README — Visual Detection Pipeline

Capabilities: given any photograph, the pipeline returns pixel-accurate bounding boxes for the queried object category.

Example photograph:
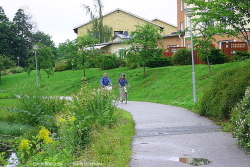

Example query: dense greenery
[0,79,128,166]
[171,48,192,65]
[0,6,56,68]
[231,87,250,151]
[199,60,250,119]
[126,23,164,78]
[199,49,227,65]
[184,0,250,45]
[0,55,15,84]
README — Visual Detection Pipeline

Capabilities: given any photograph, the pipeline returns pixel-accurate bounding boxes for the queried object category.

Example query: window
[180,0,184,11]
[114,31,123,36]
[199,20,214,29]
[180,22,185,31]
[219,40,233,49]
[168,45,179,48]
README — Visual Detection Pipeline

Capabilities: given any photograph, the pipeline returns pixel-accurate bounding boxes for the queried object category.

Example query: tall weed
[8,89,66,131]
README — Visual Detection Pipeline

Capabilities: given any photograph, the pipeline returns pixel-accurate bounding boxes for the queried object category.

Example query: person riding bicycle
[100,73,112,88]
[118,73,130,102]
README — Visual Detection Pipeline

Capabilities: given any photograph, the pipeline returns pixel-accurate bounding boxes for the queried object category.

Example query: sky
[1,0,177,47]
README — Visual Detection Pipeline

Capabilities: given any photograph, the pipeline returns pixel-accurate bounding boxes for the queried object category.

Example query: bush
[231,51,250,62]
[9,67,24,74]
[146,56,173,68]
[199,49,227,64]
[98,54,120,70]
[231,87,250,151]
[125,52,141,68]
[199,60,250,119]
[172,48,192,65]
[54,63,68,72]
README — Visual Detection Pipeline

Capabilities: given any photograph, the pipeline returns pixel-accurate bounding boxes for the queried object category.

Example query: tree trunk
[206,49,212,76]
[82,58,86,78]
[143,64,146,78]
[0,71,1,85]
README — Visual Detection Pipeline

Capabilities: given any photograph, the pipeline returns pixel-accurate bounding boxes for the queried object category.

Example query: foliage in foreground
[5,80,125,166]
[231,87,250,152]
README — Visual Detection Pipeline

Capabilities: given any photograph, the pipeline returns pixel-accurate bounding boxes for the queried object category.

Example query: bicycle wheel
[125,92,127,104]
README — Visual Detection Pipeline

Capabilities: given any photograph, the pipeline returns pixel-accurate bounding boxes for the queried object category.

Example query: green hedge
[199,60,250,119]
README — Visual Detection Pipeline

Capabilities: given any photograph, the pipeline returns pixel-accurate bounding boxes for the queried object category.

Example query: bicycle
[120,85,130,104]
[103,85,112,91]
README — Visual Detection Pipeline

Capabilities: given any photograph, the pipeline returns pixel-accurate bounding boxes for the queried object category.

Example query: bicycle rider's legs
[119,87,125,102]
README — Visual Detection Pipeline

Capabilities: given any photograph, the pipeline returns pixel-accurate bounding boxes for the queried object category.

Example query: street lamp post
[17,57,20,67]
[184,8,197,103]
[33,45,39,86]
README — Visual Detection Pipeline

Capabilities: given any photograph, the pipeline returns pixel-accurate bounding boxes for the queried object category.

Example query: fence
[163,42,249,64]
[222,42,248,58]
[163,47,206,64]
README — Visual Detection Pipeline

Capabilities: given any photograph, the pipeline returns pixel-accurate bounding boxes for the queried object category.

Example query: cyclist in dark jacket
[100,73,112,87]
[118,73,130,102]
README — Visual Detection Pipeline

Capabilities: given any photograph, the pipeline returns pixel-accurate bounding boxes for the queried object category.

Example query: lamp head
[184,8,193,17]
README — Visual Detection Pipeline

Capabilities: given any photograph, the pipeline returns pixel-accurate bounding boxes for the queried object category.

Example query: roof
[151,18,177,28]
[116,33,130,39]
[73,8,164,33]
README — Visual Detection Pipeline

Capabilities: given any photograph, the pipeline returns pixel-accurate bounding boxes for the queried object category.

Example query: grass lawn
[1,61,242,109]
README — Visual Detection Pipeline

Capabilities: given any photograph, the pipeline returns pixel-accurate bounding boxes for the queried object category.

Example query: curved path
[118,101,250,167]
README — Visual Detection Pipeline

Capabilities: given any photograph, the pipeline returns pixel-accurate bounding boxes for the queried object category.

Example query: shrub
[230,87,250,151]
[9,67,24,74]
[98,54,120,70]
[172,48,192,65]
[146,56,173,68]
[231,51,250,62]
[199,49,227,64]
[125,52,141,68]
[54,63,68,72]
[199,60,250,119]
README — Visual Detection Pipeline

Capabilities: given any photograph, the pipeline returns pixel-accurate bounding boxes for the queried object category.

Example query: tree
[0,55,15,84]
[0,7,19,57]
[126,23,163,78]
[32,31,57,58]
[184,0,250,45]
[75,34,98,78]
[57,39,78,61]
[27,43,55,80]
[82,0,113,43]
[13,8,36,66]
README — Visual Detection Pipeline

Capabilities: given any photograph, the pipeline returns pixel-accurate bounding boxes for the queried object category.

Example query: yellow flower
[59,117,67,123]
[19,139,30,150]
[69,116,76,122]
[38,126,53,144]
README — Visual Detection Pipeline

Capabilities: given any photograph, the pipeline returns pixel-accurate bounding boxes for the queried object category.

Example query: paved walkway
[117,101,250,167]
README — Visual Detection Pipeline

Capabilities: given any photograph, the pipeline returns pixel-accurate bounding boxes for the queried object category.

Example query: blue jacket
[100,76,112,86]
[118,78,129,87]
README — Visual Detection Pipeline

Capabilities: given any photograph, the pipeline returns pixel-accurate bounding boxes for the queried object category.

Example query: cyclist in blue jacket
[100,73,112,87]
[118,73,130,102]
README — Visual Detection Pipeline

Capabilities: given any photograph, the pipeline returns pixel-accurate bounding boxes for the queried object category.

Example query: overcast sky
[1,0,177,46]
